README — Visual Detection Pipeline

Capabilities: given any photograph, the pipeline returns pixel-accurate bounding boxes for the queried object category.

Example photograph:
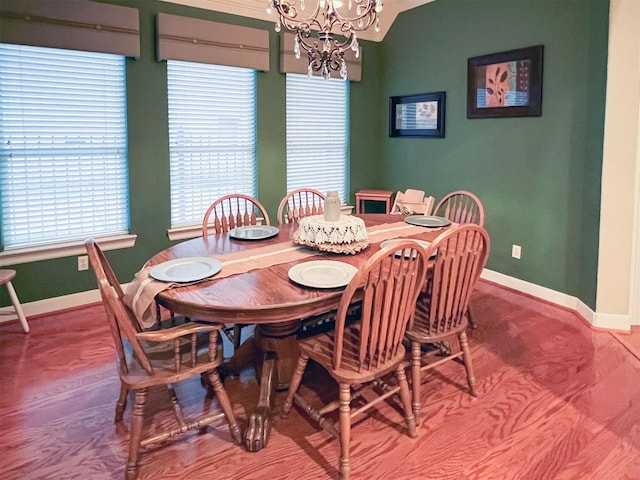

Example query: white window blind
[0,43,129,249]
[167,61,257,228]
[286,74,349,202]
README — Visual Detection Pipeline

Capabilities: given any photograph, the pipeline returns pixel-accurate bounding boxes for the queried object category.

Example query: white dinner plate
[150,257,222,283]
[229,225,280,241]
[404,215,452,228]
[288,260,358,289]
[380,239,436,258]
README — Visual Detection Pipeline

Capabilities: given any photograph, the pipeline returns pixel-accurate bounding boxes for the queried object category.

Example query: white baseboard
[0,288,102,323]
[1,270,631,332]
[592,312,633,331]
[481,269,630,332]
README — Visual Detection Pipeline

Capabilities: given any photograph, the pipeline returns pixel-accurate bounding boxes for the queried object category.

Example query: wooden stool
[0,269,30,333]
[355,189,394,214]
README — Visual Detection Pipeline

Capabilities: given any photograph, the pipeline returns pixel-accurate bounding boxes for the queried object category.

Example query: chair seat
[121,333,224,388]
[406,316,469,343]
[299,326,408,384]
[405,291,469,342]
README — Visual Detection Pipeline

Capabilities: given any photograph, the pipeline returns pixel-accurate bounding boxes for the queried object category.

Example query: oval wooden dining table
[149,214,451,452]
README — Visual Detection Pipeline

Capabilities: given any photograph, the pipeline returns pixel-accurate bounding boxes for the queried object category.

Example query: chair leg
[207,369,242,444]
[126,389,147,480]
[233,324,242,351]
[338,383,351,480]
[115,383,129,422]
[167,384,186,427]
[6,280,29,333]
[395,365,417,438]
[410,341,422,426]
[281,353,309,417]
[467,305,477,329]
[459,330,477,397]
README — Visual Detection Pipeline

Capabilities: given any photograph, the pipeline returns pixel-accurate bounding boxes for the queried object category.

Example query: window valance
[156,13,269,71]
[280,33,361,81]
[0,0,139,57]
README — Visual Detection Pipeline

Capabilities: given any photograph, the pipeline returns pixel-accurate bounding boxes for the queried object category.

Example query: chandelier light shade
[267,0,383,80]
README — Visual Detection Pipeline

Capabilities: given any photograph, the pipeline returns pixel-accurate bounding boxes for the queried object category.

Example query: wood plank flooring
[1,281,639,480]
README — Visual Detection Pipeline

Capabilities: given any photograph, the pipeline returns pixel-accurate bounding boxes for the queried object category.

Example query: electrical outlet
[77,255,89,271]
[511,244,521,260]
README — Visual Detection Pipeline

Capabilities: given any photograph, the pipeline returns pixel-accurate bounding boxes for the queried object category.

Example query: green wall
[378,0,609,307]
[1,0,609,311]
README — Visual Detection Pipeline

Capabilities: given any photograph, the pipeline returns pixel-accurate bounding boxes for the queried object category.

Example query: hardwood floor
[1,281,639,480]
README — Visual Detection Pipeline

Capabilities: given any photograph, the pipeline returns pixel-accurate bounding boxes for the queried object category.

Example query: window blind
[0,43,129,249]
[167,61,257,227]
[286,74,349,202]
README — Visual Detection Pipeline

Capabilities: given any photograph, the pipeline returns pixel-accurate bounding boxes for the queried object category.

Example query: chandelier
[267,1,383,80]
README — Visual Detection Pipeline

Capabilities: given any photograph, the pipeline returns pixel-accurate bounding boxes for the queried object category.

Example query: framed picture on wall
[467,45,544,118]
[389,91,446,138]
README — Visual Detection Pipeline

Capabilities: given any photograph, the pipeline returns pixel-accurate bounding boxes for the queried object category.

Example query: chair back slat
[277,188,326,225]
[202,193,270,236]
[391,265,417,353]
[333,241,428,373]
[391,189,435,216]
[417,225,490,336]
[434,190,485,226]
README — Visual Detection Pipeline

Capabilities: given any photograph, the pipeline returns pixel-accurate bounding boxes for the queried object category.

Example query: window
[0,43,129,250]
[286,74,349,202]
[167,61,257,228]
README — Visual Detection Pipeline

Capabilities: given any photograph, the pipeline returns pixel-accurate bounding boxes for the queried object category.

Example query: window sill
[0,234,138,266]
[167,225,202,242]
[167,218,267,242]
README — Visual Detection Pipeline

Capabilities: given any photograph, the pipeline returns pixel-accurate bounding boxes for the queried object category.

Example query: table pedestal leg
[244,351,276,452]
[223,320,301,452]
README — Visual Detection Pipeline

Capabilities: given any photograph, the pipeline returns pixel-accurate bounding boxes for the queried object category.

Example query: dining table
[144,213,454,452]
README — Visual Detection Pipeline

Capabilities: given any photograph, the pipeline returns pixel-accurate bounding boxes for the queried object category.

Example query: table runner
[124,221,437,328]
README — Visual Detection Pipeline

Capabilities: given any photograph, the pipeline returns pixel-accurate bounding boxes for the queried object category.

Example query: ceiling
[159,0,435,42]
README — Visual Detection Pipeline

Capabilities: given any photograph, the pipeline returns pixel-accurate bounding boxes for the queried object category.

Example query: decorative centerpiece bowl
[294,213,369,254]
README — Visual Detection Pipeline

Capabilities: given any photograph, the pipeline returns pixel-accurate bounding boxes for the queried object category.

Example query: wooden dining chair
[433,190,486,328]
[281,240,429,480]
[277,188,325,225]
[405,224,490,426]
[202,193,271,237]
[202,193,271,350]
[85,239,241,480]
[433,190,485,226]
[390,188,435,215]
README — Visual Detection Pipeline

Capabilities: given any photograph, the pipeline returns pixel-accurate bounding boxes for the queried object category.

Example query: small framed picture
[389,91,446,138]
[467,45,544,118]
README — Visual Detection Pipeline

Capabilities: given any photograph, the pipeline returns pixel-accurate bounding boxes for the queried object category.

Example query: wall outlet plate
[512,245,521,259]
[77,255,89,271]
